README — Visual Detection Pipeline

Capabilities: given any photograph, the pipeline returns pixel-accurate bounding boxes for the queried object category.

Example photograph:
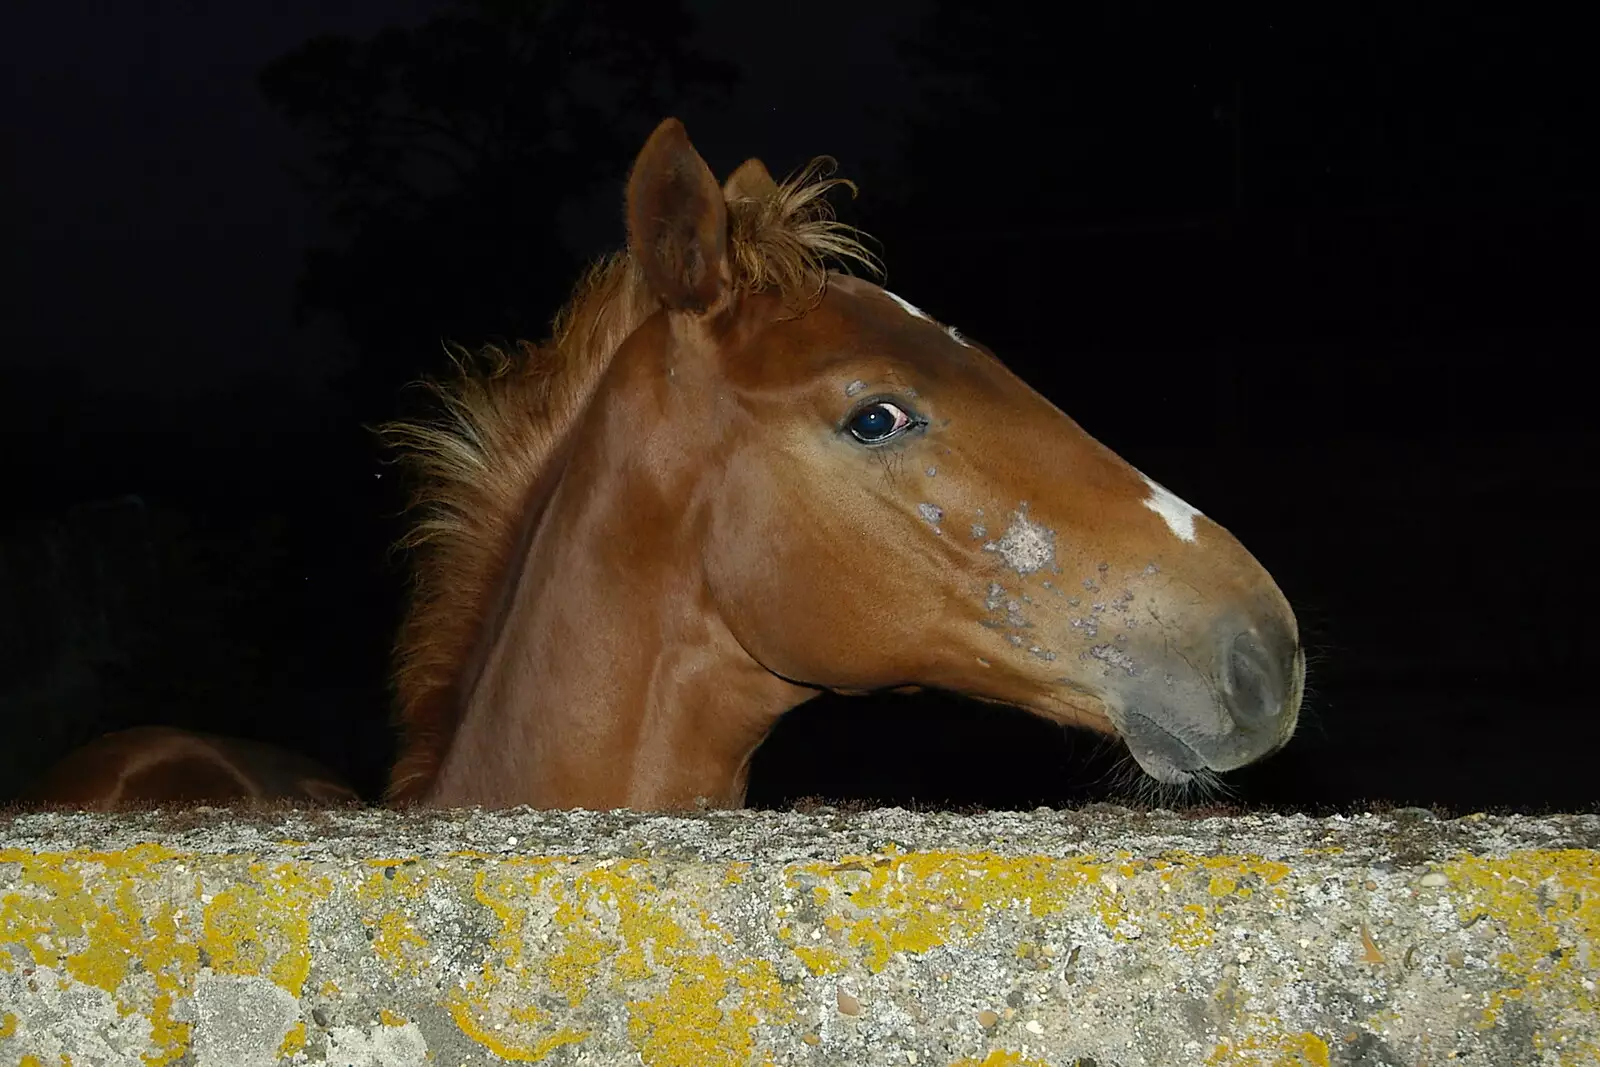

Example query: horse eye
[847,401,914,443]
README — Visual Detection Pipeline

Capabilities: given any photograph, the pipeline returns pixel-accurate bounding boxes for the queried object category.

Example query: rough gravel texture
[1,805,1597,1066]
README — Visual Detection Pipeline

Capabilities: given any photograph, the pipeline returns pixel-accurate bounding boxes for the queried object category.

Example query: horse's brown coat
[386,119,1305,810]
[23,119,1304,813]
[19,727,357,810]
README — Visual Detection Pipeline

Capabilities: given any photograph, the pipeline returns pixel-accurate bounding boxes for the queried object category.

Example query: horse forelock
[380,156,881,802]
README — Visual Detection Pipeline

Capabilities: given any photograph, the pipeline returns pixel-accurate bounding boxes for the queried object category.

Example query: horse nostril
[1224,630,1281,726]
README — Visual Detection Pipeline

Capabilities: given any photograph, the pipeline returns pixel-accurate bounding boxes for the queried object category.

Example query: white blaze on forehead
[882,289,976,348]
[1139,473,1202,543]
[882,289,935,321]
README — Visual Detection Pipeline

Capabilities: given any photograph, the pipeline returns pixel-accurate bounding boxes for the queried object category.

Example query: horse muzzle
[1102,612,1304,784]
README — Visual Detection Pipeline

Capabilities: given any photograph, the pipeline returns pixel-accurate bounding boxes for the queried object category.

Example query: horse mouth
[1112,708,1208,785]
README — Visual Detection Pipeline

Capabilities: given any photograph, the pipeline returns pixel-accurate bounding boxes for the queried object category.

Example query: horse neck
[424,426,812,810]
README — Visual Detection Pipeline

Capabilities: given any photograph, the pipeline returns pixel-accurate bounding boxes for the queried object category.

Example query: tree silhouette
[260,0,735,417]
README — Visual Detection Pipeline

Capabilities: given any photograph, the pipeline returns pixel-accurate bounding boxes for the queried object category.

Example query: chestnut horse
[20,117,1303,811]
[18,726,358,810]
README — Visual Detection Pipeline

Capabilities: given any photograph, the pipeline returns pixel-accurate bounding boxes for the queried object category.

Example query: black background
[4,1,1595,813]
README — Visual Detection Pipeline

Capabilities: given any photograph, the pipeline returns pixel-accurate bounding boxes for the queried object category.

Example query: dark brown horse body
[22,118,1304,812]
[19,726,357,810]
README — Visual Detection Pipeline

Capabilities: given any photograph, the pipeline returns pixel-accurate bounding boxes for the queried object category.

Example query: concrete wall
[1,806,1596,1067]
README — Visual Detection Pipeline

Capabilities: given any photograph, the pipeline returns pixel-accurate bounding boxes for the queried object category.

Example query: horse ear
[723,158,779,202]
[626,118,729,313]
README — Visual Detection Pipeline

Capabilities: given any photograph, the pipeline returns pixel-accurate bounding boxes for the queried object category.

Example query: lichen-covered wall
[1,807,1596,1066]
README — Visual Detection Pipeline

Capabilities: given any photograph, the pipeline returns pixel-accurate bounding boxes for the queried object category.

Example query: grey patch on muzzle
[983,506,1056,575]
[1112,708,1206,784]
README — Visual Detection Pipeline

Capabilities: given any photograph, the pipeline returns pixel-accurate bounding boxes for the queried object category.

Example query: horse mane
[379,158,880,802]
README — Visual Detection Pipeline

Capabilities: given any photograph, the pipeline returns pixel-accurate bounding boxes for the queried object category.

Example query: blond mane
[380,159,879,801]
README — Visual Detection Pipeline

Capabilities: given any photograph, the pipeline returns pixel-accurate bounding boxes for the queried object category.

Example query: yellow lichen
[143,990,191,1067]
[356,861,432,905]
[1164,903,1216,951]
[627,955,789,1067]
[369,910,430,977]
[947,1051,1052,1067]
[444,990,589,1065]
[1442,849,1600,1066]
[543,881,614,1006]
[1206,1028,1331,1066]
[785,852,1101,972]
[0,846,182,994]
[379,1008,407,1026]
[0,847,196,1067]
[1172,852,1291,891]
[784,850,1293,972]
[355,859,435,978]
[8,841,1585,1067]
[792,945,848,976]
[446,863,592,1060]
[444,857,796,1064]
[200,862,329,996]
[605,868,695,984]
[277,1021,307,1058]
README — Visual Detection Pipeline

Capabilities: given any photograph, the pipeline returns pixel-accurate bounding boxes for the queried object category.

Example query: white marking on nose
[1138,473,1202,543]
